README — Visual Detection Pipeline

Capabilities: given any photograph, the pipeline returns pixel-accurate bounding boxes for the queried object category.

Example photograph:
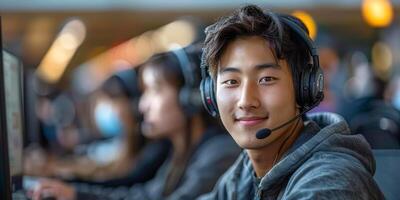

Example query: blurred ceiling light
[58,32,80,50]
[141,19,196,59]
[36,19,86,83]
[129,19,195,63]
[132,31,156,61]
[362,0,393,28]
[292,10,317,39]
[158,20,196,49]
[76,19,196,94]
[372,41,393,80]
[51,48,71,65]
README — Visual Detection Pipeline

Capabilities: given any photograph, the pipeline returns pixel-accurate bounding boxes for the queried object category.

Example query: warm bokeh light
[292,10,317,39]
[74,19,197,94]
[156,20,196,49]
[362,0,394,28]
[372,41,393,80]
[36,19,86,83]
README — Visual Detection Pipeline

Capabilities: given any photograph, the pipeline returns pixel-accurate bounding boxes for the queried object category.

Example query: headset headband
[279,16,320,69]
[172,48,195,88]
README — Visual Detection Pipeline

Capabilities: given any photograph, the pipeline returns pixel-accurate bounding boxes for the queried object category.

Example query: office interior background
[1,0,400,199]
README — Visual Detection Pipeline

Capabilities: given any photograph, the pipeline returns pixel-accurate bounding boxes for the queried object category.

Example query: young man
[199,5,384,200]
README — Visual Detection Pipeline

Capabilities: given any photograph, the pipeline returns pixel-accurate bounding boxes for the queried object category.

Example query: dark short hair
[203,4,311,99]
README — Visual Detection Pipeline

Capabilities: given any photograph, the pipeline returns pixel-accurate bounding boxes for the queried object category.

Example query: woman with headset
[31,69,168,183]
[31,44,241,200]
[67,68,170,185]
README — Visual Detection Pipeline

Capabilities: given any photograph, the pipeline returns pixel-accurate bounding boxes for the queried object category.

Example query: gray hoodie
[199,112,384,200]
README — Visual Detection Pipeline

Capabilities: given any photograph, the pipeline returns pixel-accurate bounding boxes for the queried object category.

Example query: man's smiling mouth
[235,116,268,126]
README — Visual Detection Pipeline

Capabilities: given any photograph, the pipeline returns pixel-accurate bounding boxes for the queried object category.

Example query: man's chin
[240,144,269,150]
[235,138,272,150]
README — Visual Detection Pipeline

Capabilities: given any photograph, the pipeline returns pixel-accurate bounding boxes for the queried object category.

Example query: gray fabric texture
[199,112,384,200]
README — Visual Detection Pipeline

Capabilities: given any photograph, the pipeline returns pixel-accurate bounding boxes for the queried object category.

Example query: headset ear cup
[306,64,313,106]
[299,67,307,107]
[301,64,324,107]
[200,78,211,115]
[310,67,324,105]
[200,77,219,117]
[297,69,304,108]
[301,64,312,107]
[208,78,219,116]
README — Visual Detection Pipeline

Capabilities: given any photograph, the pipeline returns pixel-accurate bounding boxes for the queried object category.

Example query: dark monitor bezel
[0,15,13,200]
[0,16,26,200]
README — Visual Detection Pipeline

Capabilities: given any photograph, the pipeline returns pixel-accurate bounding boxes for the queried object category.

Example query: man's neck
[247,119,304,178]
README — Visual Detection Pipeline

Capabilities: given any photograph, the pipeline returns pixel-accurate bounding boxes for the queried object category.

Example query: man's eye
[222,79,238,85]
[259,77,277,84]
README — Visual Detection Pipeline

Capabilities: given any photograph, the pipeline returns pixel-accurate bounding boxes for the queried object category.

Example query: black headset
[112,68,147,147]
[111,68,142,121]
[113,68,141,99]
[172,47,202,117]
[200,15,324,117]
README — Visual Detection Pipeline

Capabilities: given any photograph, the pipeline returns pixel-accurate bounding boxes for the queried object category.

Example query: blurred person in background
[198,5,383,199]
[337,52,400,149]
[74,68,171,185]
[34,90,78,154]
[338,51,385,121]
[24,90,83,178]
[31,43,241,200]
[25,68,171,186]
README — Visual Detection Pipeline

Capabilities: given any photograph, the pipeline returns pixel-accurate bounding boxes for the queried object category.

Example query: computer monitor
[0,17,25,200]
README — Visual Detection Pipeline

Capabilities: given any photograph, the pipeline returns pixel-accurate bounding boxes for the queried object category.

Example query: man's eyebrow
[218,67,241,75]
[218,63,281,74]
[255,63,281,70]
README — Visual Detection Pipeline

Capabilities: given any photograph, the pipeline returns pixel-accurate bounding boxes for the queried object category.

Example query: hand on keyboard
[28,178,76,200]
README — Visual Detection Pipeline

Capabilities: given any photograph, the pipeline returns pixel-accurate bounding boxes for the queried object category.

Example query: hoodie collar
[258,112,352,191]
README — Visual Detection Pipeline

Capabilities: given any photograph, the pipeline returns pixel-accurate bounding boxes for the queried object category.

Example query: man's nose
[237,80,260,111]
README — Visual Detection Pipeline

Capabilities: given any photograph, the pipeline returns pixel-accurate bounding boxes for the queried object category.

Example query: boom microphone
[255,104,317,139]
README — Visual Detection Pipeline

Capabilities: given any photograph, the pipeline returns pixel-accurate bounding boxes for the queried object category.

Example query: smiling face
[216,36,299,149]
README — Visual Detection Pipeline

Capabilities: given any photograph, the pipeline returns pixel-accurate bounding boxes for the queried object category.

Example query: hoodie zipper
[258,189,264,199]
[254,187,265,200]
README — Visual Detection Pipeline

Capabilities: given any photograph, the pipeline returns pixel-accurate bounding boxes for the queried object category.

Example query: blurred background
[1,0,400,189]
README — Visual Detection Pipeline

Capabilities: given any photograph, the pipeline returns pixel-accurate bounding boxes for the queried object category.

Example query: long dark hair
[139,43,220,196]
